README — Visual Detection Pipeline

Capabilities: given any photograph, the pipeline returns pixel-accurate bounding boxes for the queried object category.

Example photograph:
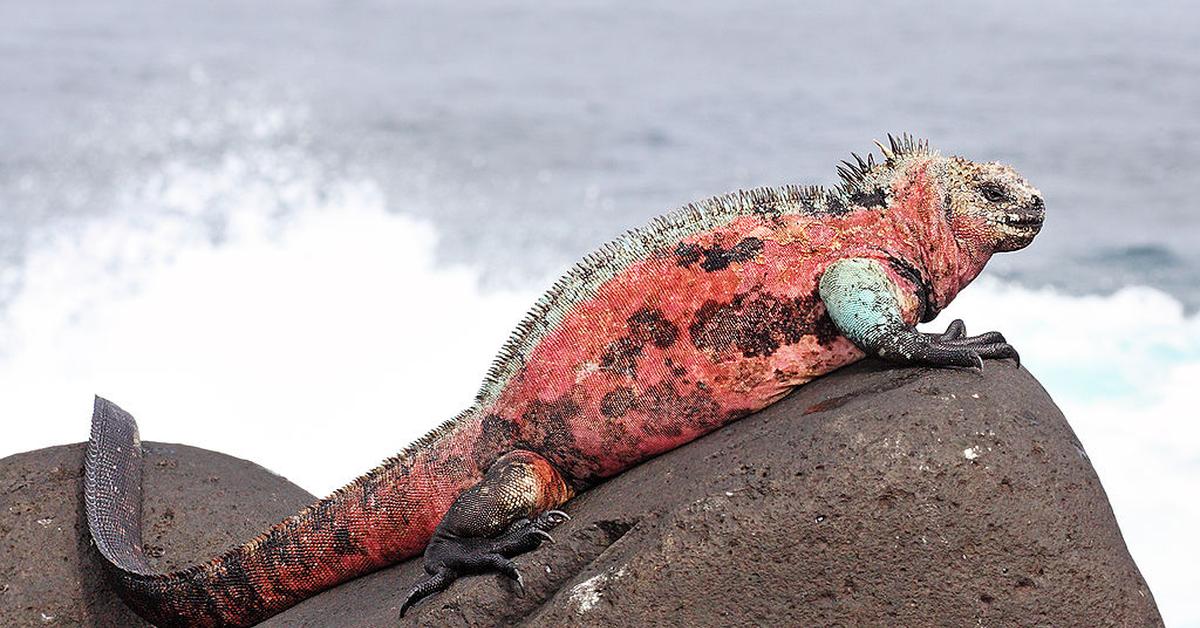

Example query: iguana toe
[971,341,1021,367]
[399,567,457,618]
[923,318,967,341]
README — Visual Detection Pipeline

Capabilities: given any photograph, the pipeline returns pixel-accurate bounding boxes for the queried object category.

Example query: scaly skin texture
[84,135,1045,626]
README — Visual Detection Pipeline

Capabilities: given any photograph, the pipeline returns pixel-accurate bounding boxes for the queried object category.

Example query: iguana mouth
[1000,197,1045,229]
[1004,214,1043,228]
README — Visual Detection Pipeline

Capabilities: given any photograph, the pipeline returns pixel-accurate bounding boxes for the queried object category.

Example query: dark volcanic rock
[277,363,1161,627]
[1,363,1163,627]
[0,442,314,627]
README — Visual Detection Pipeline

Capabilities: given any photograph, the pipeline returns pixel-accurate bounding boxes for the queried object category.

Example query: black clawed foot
[906,322,1018,369]
[401,509,572,617]
[400,567,457,618]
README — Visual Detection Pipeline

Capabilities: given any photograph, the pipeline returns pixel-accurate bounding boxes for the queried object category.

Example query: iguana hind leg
[400,450,573,617]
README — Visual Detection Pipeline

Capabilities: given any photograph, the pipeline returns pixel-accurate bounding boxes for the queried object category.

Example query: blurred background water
[1,0,1197,623]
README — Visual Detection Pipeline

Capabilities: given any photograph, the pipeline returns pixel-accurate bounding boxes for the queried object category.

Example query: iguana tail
[85,397,481,627]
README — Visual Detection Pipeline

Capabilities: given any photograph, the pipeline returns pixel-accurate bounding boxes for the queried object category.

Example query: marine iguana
[85,135,1045,626]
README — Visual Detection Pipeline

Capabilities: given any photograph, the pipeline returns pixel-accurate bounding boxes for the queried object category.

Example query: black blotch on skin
[699,237,764,272]
[849,187,887,208]
[333,528,365,557]
[255,539,300,602]
[212,550,267,614]
[519,396,592,485]
[675,237,764,272]
[751,201,789,226]
[473,413,519,472]
[429,453,470,481]
[627,307,679,348]
[358,453,414,516]
[689,290,840,358]
[633,381,722,437]
[601,308,680,376]
[725,408,753,421]
[825,196,848,215]
[600,336,642,376]
[674,242,703,267]
[664,357,688,378]
[600,387,636,418]
[886,256,936,322]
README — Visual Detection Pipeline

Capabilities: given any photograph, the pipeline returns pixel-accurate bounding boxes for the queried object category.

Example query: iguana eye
[979,184,1007,203]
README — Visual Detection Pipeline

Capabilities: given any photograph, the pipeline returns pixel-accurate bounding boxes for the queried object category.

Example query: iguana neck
[887,159,993,318]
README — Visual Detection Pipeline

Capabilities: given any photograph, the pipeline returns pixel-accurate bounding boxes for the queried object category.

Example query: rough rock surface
[1,362,1163,626]
[0,442,314,627]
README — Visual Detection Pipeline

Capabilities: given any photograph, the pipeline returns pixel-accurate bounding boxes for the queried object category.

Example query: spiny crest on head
[836,133,935,194]
[876,133,932,164]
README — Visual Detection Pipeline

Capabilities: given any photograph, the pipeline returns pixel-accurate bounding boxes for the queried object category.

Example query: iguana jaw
[990,195,1045,252]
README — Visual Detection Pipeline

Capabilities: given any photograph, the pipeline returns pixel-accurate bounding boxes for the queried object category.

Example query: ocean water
[1,1,1197,624]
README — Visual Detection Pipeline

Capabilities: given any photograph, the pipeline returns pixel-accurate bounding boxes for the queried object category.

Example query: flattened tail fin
[85,396,155,575]
[85,397,199,626]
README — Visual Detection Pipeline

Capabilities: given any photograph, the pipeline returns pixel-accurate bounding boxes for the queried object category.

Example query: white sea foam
[0,158,536,496]
[0,158,1196,623]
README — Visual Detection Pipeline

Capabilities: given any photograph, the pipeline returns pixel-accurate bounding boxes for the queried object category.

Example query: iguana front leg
[400,450,573,617]
[819,258,1019,369]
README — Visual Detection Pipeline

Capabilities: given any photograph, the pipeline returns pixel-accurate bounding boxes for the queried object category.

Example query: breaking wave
[0,154,536,495]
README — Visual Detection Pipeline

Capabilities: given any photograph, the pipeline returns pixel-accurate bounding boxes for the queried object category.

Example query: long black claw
[400,567,457,618]
[480,554,524,595]
[973,342,1020,367]
[968,351,984,371]
[903,322,1019,370]
[535,510,571,528]
[930,346,983,370]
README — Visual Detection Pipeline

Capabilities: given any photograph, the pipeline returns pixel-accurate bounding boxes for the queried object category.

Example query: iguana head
[939,156,1044,253]
[838,136,1045,257]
